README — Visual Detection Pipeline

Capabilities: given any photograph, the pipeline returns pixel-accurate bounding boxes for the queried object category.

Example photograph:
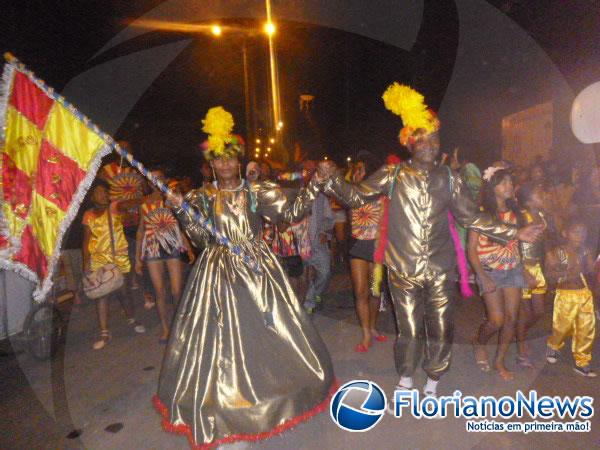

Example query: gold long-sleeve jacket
[325,162,518,277]
[175,179,322,248]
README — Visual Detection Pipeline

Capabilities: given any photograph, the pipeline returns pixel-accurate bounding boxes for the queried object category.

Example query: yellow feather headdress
[200,106,245,160]
[381,83,440,146]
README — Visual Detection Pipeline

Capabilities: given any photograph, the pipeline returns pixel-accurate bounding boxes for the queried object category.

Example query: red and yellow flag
[0,54,111,300]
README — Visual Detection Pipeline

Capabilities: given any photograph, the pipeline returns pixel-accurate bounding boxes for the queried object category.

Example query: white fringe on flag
[0,61,15,141]
[0,61,19,258]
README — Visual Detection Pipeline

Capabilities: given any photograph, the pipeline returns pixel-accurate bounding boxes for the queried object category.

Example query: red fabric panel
[14,225,48,278]
[35,140,86,211]
[9,71,55,129]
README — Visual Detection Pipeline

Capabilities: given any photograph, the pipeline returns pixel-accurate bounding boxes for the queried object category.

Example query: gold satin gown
[153,180,335,449]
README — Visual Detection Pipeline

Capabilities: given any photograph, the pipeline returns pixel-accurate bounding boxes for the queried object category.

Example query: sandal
[143,292,155,310]
[476,360,491,372]
[93,330,111,350]
[373,334,388,343]
[354,343,369,353]
[496,365,515,381]
[516,355,535,369]
[472,342,490,372]
[127,318,146,334]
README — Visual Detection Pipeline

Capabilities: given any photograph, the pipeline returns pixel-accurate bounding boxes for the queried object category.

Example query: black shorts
[349,238,375,263]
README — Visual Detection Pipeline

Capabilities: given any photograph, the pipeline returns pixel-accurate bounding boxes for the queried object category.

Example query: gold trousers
[547,288,596,367]
[522,261,547,299]
[388,270,456,379]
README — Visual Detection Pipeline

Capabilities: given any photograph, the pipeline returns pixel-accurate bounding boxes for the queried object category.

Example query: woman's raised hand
[165,191,184,209]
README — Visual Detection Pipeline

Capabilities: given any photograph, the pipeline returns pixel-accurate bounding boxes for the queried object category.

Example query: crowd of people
[55,95,599,448]
[68,138,600,375]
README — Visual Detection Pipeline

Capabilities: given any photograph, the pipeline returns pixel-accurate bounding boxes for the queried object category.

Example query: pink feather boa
[448,211,474,298]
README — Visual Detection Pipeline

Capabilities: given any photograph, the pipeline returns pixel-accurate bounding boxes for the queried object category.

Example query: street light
[269,137,275,144]
[211,24,222,36]
[256,138,261,144]
[264,22,276,36]
[276,121,283,130]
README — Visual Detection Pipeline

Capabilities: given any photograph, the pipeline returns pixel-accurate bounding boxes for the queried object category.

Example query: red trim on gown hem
[152,380,340,449]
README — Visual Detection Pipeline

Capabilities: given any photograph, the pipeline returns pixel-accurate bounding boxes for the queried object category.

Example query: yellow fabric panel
[2,203,26,239]
[3,106,43,176]
[43,103,106,170]
[29,192,66,257]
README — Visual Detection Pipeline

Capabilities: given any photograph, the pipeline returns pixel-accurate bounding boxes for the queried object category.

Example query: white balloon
[571,81,600,144]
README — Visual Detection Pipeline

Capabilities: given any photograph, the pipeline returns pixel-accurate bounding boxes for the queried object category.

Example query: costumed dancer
[545,218,597,377]
[135,167,195,344]
[317,83,542,400]
[469,167,525,380]
[347,150,388,352]
[99,142,145,291]
[82,180,146,350]
[515,182,550,368]
[153,107,335,449]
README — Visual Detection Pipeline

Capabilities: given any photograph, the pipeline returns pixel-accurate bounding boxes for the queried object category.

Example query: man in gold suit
[317,84,542,401]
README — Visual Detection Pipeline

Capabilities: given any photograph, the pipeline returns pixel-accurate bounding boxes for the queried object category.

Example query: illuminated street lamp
[269,137,275,144]
[138,18,279,145]
[256,138,261,144]
[264,22,276,36]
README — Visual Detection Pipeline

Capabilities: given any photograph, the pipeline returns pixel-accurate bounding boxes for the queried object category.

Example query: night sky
[2,1,598,178]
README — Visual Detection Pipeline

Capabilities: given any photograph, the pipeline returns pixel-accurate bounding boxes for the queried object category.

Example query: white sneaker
[386,384,415,415]
[422,389,438,399]
[546,346,559,364]
[573,365,597,378]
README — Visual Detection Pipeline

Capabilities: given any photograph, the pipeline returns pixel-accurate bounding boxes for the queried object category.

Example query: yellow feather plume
[202,106,234,137]
[382,82,437,133]
[202,106,234,154]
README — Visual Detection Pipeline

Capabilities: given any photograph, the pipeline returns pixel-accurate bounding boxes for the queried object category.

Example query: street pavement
[1,271,599,450]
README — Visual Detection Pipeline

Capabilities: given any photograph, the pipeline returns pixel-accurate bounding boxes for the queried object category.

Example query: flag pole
[110,143,264,275]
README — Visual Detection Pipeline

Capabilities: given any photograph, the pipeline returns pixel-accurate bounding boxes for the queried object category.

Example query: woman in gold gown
[152,108,335,449]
